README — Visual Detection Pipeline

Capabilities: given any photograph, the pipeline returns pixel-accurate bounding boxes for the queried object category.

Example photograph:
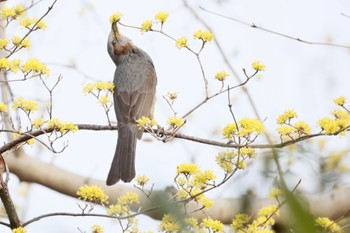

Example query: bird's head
[107,22,133,64]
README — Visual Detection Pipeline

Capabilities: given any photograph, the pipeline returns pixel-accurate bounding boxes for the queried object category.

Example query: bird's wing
[113,50,157,131]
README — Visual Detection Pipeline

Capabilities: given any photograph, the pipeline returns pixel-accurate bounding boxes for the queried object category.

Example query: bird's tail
[106,123,137,185]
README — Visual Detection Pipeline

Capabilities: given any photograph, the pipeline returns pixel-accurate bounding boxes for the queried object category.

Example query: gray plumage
[106,23,157,185]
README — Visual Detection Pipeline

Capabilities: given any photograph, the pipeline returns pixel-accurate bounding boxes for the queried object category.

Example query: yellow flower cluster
[318,109,350,135]
[137,116,157,130]
[12,97,39,113]
[276,109,298,124]
[83,81,114,94]
[166,92,178,101]
[175,163,215,208]
[167,116,185,128]
[20,17,47,30]
[135,175,150,187]
[155,12,169,23]
[315,217,342,233]
[158,214,181,232]
[276,109,311,139]
[48,118,79,133]
[175,36,189,49]
[201,217,224,232]
[32,118,44,128]
[12,36,31,49]
[177,163,199,175]
[107,192,139,216]
[215,70,230,82]
[98,95,110,105]
[334,96,346,106]
[12,227,26,233]
[193,29,214,42]
[252,60,266,71]
[141,20,153,32]
[0,4,25,19]
[76,185,109,206]
[232,205,279,232]
[269,188,282,199]
[109,12,123,24]
[91,224,104,233]
[223,118,265,141]
[0,39,9,49]
[0,102,8,113]
[21,58,50,76]
[0,57,22,73]
[216,147,256,173]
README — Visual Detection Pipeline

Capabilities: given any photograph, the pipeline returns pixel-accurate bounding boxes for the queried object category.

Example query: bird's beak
[111,22,119,38]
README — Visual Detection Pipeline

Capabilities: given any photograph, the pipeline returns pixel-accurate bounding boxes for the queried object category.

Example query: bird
[106,22,157,185]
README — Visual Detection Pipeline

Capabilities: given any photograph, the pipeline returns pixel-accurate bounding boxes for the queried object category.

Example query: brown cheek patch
[114,43,134,56]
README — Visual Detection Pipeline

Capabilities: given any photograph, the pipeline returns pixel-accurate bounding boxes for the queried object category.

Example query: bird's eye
[112,40,116,45]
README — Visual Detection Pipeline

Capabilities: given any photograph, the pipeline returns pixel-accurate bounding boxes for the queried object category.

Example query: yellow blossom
[12,97,39,112]
[98,95,110,105]
[10,59,21,73]
[167,116,185,128]
[158,214,181,232]
[269,188,282,199]
[252,60,266,71]
[315,217,342,233]
[277,125,296,135]
[276,109,298,124]
[237,118,265,137]
[14,4,26,18]
[334,96,346,106]
[21,58,50,76]
[0,57,10,69]
[83,81,114,94]
[231,213,250,230]
[193,170,216,189]
[12,36,31,49]
[91,224,104,233]
[200,218,224,232]
[199,195,214,208]
[318,117,340,134]
[332,109,350,129]
[166,92,178,100]
[34,19,48,30]
[48,118,78,133]
[117,192,139,205]
[76,185,109,206]
[294,121,311,134]
[258,205,279,218]
[185,217,199,229]
[12,227,26,233]
[32,118,44,129]
[109,12,123,24]
[155,12,169,23]
[19,17,34,27]
[1,8,16,19]
[175,36,188,49]
[215,70,230,81]
[193,29,214,42]
[141,20,153,32]
[240,147,256,158]
[0,39,9,49]
[216,151,235,173]
[0,103,8,113]
[137,116,157,129]
[107,203,128,216]
[177,163,199,175]
[135,175,150,187]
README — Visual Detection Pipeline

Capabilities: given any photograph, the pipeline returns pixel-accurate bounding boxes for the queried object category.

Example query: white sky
[1,0,350,232]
